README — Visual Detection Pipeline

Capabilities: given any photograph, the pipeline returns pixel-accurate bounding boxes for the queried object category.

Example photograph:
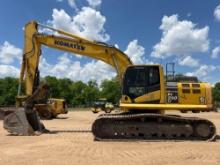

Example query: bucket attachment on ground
[3,83,50,136]
[3,108,47,135]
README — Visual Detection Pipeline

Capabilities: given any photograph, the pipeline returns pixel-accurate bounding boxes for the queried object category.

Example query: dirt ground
[0,110,220,165]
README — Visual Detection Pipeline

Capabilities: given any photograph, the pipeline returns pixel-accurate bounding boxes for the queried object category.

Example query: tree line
[213,82,220,107]
[0,76,121,107]
[0,76,220,107]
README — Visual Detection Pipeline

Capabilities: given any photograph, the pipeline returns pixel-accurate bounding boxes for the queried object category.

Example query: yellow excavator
[3,21,216,140]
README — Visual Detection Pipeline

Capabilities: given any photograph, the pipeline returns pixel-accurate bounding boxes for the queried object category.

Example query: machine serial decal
[54,40,85,51]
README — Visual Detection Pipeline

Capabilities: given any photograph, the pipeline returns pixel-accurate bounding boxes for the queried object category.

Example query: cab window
[149,67,160,85]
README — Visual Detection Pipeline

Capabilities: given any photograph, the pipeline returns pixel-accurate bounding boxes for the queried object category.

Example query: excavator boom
[19,21,132,96]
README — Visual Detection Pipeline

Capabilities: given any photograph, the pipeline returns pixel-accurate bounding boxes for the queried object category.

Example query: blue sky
[0,0,220,84]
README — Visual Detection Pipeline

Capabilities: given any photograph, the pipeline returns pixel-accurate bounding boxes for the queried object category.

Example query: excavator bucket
[3,108,47,135]
[4,108,35,135]
[3,83,49,136]
[0,107,15,120]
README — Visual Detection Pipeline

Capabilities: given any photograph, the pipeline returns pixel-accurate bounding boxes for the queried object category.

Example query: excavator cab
[121,65,163,105]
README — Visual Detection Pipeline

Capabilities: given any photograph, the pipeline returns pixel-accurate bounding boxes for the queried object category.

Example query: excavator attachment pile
[4,84,49,135]
[92,113,216,141]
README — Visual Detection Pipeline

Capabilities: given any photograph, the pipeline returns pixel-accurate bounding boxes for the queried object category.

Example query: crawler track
[92,113,216,141]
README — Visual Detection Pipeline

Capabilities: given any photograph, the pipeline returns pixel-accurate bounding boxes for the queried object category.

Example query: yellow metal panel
[120,103,213,110]
[177,83,208,105]
[22,21,41,96]
[134,90,161,103]
[120,95,132,103]
[204,83,212,105]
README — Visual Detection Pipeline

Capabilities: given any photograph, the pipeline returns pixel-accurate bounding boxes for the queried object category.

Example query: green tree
[213,82,220,105]
[43,77,100,107]
[0,77,18,106]
[100,78,121,104]
[84,80,99,106]
[0,76,122,107]
[70,81,87,106]
[43,76,61,98]
[58,78,74,104]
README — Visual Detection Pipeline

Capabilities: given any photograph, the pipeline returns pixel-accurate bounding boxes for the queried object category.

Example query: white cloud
[56,0,78,11]
[151,15,209,58]
[124,39,145,64]
[214,5,220,21]
[124,39,154,65]
[49,7,109,42]
[33,5,153,83]
[67,0,78,11]
[178,56,199,67]
[39,54,115,84]
[211,45,220,59]
[57,0,102,10]
[0,65,19,78]
[114,44,119,49]
[0,41,22,64]
[80,60,115,83]
[186,65,217,78]
[87,0,102,8]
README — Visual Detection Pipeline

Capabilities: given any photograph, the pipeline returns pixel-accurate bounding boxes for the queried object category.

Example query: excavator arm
[19,21,133,96]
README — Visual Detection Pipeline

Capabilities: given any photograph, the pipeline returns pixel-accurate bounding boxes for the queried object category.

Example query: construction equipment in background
[92,98,114,113]
[0,89,67,120]
[16,95,67,119]
[35,98,67,119]
[15,76,67,120]
[3,21,216,141]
